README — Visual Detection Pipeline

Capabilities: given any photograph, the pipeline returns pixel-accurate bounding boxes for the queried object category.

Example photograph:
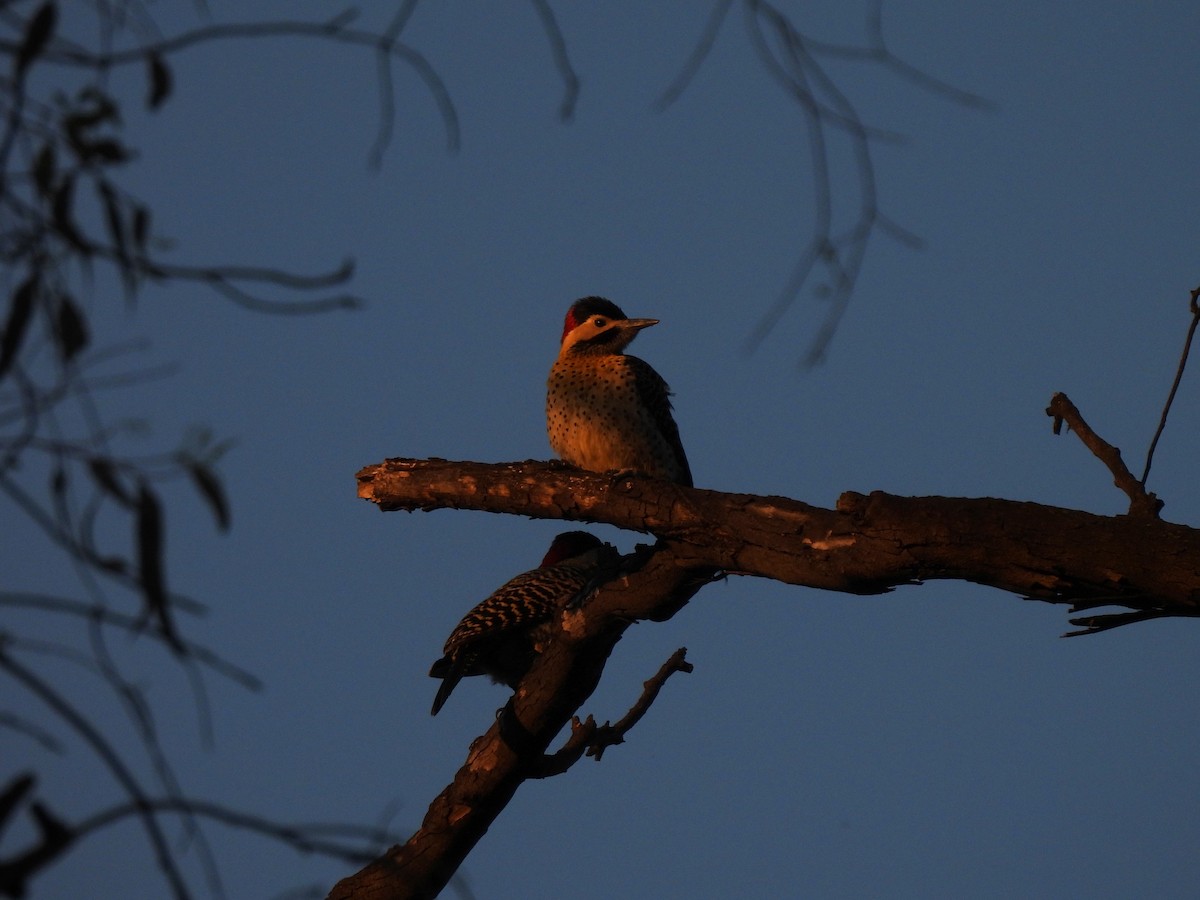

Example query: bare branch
[357,457,1200,624]
[0,782,74,900]
[529,0,581,120]
[0,642,190,899]
[0,783,399,898]
[534,647,693,776]
[741,1,879,365]
[656,0,735,110]
[9,13,462,155]
[1140,285,1200,486]
[73,797,398,865]
[329,546,708,900]
[653,0,987,362]
[806,0,994,110]
[1046,391,1162,518]
[0,712,62,752]
[369,0,431,168]
[584,647,693,761]
[1063,607,1178,638]
[98,246,366,315]
[343,448,1200,895]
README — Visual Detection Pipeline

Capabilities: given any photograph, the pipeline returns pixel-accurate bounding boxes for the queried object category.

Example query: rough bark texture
[330,457,1200,899]
[356,458,1200,616]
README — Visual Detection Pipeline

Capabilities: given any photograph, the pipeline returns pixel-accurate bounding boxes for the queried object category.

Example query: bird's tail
[429,655,464,716]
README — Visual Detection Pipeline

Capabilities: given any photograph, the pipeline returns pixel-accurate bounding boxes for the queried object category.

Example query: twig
[741,1,882,367]
[656,0,984,364]
[0,643,190,899]
[32,14,461,155]
[1140,285,1200,486]
[655,0,735,111]
[1046,392,1162,518]
[534,648,693,776]
[530,0,581,120]
[0,790,73,900]
[0,787,397,898]
[1063,607,1187,637]
[73,797,397,864]
[368,0,423,169]
[587,647,693,760]
[804,0,994,110]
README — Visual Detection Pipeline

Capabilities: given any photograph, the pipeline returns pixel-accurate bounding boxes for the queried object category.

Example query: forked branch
[535,647,694,776]
[338,452,1200,895]
[329,548,707,900]
[340,455,1200,896]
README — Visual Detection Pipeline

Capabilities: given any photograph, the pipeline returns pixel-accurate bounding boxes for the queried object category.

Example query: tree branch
[534,647,693,776]
[1140,285,1200,486]
[356,457,1200,623]
[328,546,708,900]
[0,642,190,899]
[1046,391,1162,518]
[343,453,1200,896]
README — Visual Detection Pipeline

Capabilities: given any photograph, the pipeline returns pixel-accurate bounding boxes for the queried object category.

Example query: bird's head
[559,296,658,356]
[539,530,610,568]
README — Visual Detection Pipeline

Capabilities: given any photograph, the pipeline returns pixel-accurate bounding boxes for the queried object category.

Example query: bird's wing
[627,355,693,487]
[440,567,582,658]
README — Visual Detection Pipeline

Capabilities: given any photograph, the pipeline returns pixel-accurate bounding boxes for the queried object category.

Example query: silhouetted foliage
[0,3,423,896]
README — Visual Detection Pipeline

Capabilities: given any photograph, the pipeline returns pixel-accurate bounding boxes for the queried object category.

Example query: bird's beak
[622,318,659,331]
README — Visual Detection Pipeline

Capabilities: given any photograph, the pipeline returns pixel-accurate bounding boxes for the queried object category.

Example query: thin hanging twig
[1141,285,1200,486]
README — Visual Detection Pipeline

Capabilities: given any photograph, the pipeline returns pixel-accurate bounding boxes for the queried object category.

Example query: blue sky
[8,2,1200,897]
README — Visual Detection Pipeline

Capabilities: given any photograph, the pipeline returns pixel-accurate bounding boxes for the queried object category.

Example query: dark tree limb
[328,547,707,900]
[356,457,1200,621]
[337,453,1200,896]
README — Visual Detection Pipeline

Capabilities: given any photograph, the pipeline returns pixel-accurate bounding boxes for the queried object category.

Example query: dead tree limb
[357,457,1200,621]
[334,455,1200,898]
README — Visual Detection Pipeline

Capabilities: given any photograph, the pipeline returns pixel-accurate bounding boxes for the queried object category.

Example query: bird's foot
[607,467,644,489]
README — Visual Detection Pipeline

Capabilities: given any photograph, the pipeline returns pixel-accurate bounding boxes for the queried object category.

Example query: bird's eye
[593,317,607,327]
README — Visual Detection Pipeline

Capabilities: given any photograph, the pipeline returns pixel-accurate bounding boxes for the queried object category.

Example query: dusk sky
[8,2,1200,898]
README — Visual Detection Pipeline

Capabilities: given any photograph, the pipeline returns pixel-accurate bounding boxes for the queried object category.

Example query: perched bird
[546,296,692,486]
[428,531,618,715]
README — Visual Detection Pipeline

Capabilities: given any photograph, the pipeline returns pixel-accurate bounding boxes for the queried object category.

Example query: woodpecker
[546,296,693,486]
[428,531,618,715]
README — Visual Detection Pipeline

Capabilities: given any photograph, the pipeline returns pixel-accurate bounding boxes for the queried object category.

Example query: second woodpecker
[546,296,692,486]
[428,531,618,715]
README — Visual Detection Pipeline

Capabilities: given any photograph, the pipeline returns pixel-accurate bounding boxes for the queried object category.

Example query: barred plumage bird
[546,296,692,486]
[428,531,618,715]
